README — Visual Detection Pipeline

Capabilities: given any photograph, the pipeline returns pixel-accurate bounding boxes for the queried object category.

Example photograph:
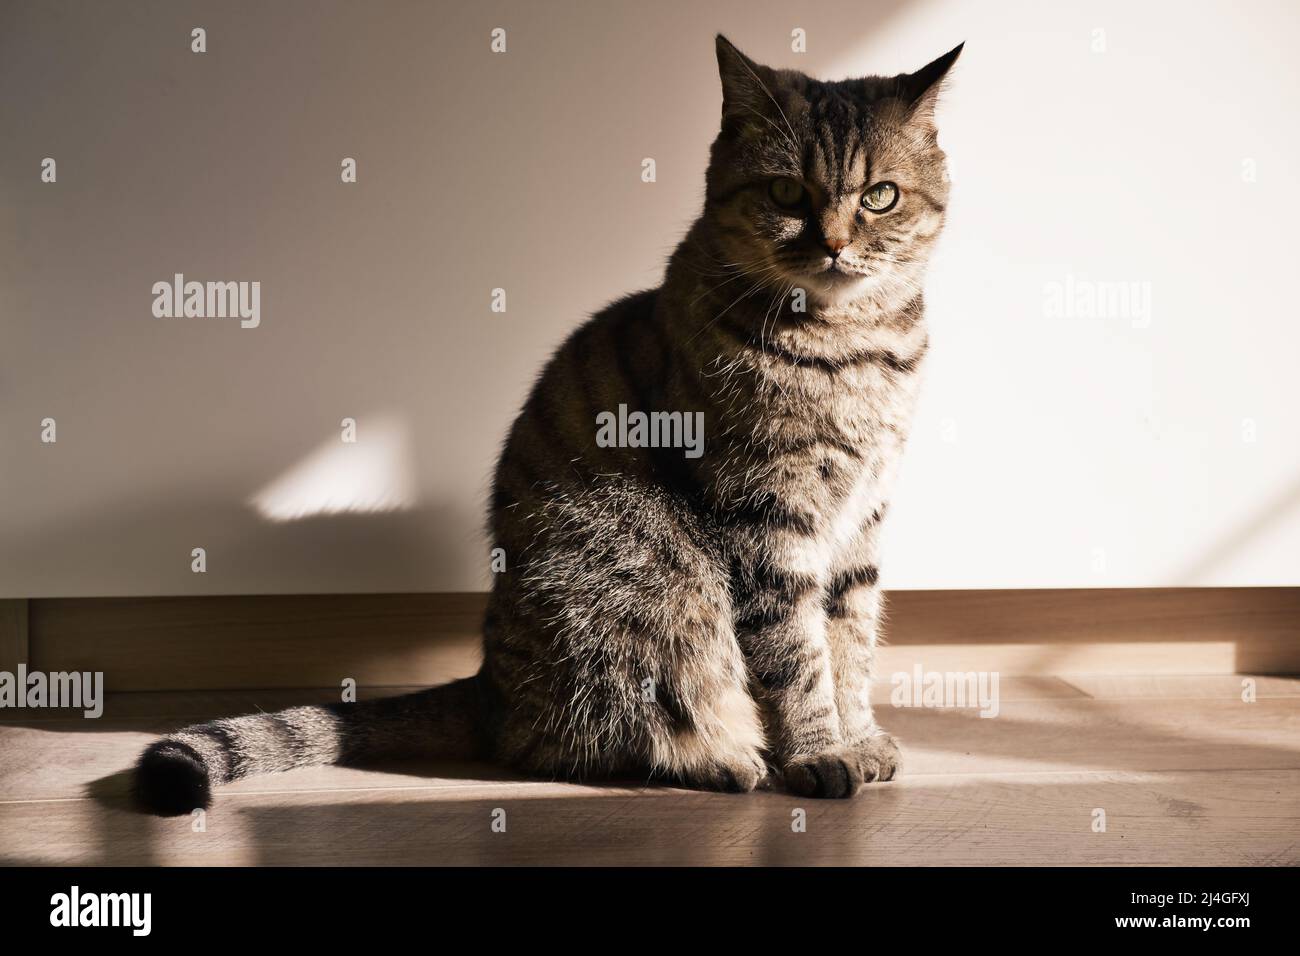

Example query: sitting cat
[136,34,961,813]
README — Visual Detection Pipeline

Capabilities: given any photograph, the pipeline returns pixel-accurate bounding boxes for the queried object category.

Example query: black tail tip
[135,740,211,816]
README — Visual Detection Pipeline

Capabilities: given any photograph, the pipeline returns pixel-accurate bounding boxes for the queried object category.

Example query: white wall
[882,0,1300,587]
[2,0,1297,597]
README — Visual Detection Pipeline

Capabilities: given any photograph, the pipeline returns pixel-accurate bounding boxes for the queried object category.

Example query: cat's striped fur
[135,35,960,813]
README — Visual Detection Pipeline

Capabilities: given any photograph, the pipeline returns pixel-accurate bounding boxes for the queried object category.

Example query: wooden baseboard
[22,587,1300,692]
[0,600,29,673]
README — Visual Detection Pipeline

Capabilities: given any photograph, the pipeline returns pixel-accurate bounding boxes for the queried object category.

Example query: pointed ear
[900,42,963,123]
[715,34,781,126]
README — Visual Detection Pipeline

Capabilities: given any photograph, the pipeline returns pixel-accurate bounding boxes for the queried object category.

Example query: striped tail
[134,676,485,815]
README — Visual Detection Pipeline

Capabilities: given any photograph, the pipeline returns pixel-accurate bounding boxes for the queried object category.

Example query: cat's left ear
[899,42,964,124]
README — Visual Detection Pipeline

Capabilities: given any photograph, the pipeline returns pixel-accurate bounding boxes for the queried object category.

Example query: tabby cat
[136,35,961,813]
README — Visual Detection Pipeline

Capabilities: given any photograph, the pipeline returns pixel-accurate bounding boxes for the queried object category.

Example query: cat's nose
[824,238,849,257]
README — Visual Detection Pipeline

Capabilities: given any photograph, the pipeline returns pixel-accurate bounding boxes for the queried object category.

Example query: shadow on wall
[1,0,926,599]
[4,412,473,595]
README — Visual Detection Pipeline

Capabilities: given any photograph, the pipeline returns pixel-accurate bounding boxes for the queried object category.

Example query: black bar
[0,866,1281,941]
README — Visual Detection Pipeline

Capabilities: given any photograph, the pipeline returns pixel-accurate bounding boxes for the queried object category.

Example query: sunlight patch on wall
[249,416,417,522]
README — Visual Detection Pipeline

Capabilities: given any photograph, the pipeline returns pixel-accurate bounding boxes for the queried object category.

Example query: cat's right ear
[715,34,780,128]
[899,42,964,126]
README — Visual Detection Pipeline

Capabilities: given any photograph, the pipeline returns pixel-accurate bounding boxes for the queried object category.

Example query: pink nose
[824,238,848,257]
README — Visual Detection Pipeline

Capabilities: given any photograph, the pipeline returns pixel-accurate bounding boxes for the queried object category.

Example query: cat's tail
[133,675,486,815]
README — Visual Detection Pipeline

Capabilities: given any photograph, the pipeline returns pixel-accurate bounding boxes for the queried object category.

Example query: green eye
[861,181,899,212]
[768,177,806,208]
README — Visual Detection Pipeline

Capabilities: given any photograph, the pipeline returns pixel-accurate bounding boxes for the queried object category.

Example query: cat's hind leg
[486,477,767,791]
[649,652,769,793]
[487,590,768,792]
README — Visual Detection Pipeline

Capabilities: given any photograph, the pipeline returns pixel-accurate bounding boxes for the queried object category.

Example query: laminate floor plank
[2,677,1296,865]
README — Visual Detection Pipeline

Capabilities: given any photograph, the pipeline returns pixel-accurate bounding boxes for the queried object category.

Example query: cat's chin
[798,270,875,306]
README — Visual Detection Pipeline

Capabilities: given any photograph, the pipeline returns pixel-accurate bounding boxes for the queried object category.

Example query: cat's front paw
[782,749,864,799]
[851,732,902,782]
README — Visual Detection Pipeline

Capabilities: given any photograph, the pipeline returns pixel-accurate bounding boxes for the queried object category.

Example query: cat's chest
[759,356,922,452]
[755,359,921,556]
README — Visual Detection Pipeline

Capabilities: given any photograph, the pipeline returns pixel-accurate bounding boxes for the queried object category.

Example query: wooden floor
[1,675,1297,866]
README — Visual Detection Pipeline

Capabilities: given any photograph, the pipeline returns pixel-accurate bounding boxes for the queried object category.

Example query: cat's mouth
[782,258,874,303]
[822,262,863,280]
[770,252,873,299]
[809,260,869,286]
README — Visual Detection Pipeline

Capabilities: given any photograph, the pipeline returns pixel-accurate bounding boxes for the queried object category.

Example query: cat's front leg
[825,564,901,783]
[732,556,865,798]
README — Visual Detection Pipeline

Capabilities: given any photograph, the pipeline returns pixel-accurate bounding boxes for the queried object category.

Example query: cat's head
[705,35,961,308]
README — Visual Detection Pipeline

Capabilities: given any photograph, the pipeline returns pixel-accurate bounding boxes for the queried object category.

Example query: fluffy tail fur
[134,676,485,815]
